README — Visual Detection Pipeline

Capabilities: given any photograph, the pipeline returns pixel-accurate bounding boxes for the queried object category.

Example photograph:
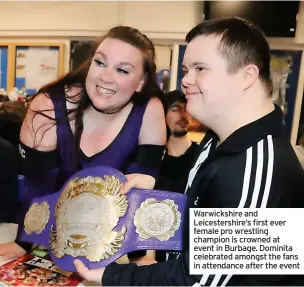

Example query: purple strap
[51,89,78,178]
[20,166,187,271]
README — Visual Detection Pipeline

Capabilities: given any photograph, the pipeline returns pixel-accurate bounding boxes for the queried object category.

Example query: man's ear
[242,64,260,91]
[136,74,147,93]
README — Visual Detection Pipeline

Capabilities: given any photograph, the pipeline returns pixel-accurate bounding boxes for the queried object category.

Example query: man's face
[166,101,191,137]
[181,35,242,127]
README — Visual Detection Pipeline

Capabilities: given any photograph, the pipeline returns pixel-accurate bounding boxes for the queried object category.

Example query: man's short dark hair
[186,17,272,95]
[163,90,186,114]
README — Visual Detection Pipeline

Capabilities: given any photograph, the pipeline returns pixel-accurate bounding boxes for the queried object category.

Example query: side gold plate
[24,202,50,235]
[134,198,181,241]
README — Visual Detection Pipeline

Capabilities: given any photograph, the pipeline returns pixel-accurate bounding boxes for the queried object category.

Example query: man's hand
[74,259,105,284]
[130,257,157,266]
[121,173,155,194]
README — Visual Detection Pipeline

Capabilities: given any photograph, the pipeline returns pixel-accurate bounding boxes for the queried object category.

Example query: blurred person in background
[0,137,20,223]
[155,90,198,194]
[154,89,198,263]
[0,100,26,150]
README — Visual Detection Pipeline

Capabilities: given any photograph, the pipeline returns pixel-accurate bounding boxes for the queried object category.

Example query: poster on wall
[15,47,59,95]
[0,47,8,91]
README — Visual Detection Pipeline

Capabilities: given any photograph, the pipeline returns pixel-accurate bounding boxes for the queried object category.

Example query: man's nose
[181,71,195,89]
[181,109,190,118]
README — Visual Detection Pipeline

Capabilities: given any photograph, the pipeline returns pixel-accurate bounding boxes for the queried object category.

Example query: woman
[0,26,166,259]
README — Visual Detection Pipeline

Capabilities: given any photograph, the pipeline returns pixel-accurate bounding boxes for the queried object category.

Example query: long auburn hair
[31,26,164,148]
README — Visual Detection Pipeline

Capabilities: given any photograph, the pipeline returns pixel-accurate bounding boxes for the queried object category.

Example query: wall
[0,1,303,144]
[0,2,120,37]
[155,46,172,71]
[0,1,201,74]
[0,1,202,40]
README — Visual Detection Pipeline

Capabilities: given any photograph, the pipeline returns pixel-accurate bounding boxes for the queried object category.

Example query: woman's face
[85,38,145,113]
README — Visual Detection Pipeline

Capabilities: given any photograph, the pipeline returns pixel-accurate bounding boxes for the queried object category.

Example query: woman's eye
[94,59,106,67]
[117,68,129,74]
[182,69,188,76]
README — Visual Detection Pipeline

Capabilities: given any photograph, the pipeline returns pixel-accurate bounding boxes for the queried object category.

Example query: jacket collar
[207,105,286,154]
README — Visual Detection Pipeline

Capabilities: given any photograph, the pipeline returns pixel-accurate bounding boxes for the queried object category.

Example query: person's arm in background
[0,137,19,223]
[0,137,26,260]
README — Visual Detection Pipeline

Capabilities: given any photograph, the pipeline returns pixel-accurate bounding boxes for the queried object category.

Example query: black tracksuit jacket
[102,105,304,286]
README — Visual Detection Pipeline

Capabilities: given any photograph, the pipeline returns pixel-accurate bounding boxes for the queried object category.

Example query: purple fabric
[20,166,187,272]
[17,91,148,240]
[25,91,147,206]
[53,90,148,187]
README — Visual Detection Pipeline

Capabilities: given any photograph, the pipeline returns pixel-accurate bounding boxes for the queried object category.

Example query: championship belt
[20,166,187,271]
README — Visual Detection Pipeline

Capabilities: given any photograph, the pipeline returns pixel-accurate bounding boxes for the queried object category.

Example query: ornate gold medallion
[134,198,181,241]
[24,202,50,235]
[50,175,128,262]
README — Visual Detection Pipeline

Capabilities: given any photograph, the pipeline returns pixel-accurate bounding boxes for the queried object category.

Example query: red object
[0,254,83,286]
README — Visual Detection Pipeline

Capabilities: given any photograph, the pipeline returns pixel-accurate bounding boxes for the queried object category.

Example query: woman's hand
[121,174,155,194]
[0,242,26,260]
[74,259,105,284]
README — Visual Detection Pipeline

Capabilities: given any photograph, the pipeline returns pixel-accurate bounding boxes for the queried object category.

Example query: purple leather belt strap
[20,166,187,271]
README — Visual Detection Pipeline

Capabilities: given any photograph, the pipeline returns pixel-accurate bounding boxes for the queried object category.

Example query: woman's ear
[136,74,147,92]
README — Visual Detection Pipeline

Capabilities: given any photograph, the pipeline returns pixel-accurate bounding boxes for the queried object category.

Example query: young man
[75,18,304,286]
[155,90,198,194]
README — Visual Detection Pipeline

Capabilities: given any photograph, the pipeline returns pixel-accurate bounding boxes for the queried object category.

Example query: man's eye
[196,67,205,72]
[94,59,106,67]
[117,68,129,74]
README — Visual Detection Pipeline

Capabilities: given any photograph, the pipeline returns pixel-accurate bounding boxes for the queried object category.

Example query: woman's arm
[138,96,166,146]
[122,97,166,193]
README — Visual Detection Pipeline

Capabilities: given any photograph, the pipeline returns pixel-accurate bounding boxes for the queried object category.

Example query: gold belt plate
[50,175,128,262]
[134,198,181,241]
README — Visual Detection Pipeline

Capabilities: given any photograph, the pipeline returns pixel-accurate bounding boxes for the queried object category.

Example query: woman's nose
[99,67,114,83]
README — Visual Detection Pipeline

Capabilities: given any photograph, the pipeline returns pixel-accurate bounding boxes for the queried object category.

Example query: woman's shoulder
[142,96,164,116]
[20,93,56,150]
[30,85,82,112]
[29,92,55,111]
